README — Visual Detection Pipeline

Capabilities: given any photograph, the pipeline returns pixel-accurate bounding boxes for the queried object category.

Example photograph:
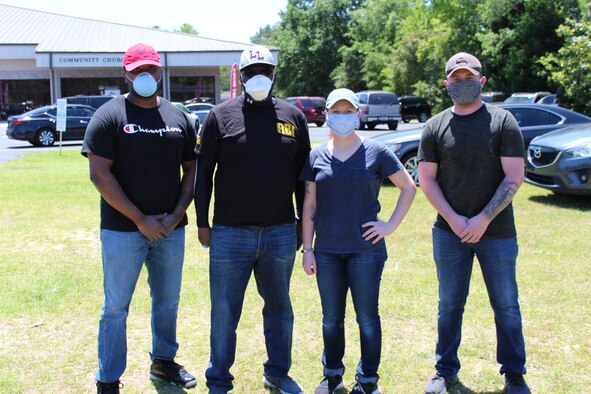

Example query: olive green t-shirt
[418,103,524,238]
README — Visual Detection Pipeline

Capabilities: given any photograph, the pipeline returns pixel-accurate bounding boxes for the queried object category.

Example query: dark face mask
[447,79,482,104]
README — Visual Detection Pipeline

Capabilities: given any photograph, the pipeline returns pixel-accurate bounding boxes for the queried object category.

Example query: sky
[0,0,287,43]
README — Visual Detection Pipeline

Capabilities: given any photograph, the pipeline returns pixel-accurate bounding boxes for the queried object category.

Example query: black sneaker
[96,380,123,394]
[504,372,531,394]
[424,372,459,394]
[350,380,380,394]
[149,359,197,388]
[315,375,344,393]
[263,375,304,394]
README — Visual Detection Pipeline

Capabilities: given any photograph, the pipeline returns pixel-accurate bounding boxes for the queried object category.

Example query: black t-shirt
[195,95,311,227]
[418,103,524,238]
[81,95,197,231]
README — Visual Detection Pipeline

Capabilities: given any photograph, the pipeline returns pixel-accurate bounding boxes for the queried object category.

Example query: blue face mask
[447,79,482,104]
[327,113,359,137]
[128,72,159,97]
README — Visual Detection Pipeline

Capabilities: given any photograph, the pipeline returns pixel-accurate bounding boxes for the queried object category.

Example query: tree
[477,0,579,94]
[540,19,591,114]
[269,0,364,97]
[251,24,279,45]
[176,23,198,35]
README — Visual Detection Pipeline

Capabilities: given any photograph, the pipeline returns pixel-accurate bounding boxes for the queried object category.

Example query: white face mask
[244,74,273,101]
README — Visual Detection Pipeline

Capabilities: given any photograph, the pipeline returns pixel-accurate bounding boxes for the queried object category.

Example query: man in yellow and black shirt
[194,45,310,394]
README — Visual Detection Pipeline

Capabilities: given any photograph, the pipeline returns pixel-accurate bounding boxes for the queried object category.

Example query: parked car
[526,124,591,196]
[504,91,551,104]
[1,102,33,120]
[172,102,200,132]
[6,104,96,146]
[536,94,561,106]
[399,96,431,123]
[481,91,507,103]
[372,104,591,185]
[185,102,215,125]
[61,95,114,110]
[285,96,326,127]
[356,90,401,130]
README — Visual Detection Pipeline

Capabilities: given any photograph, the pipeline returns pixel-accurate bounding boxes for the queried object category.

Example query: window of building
[0,79,50,110]
[170,76,215,104]
[61,78,130,97]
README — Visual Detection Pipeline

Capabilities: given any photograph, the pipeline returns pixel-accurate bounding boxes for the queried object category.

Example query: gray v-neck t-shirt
[299,138,402,253]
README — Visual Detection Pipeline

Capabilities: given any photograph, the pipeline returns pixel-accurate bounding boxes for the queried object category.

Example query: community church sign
[36,54,166,68]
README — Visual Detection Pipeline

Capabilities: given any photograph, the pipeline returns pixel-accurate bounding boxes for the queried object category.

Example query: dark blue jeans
[314,248,387,384]
[205,223,297,392]
[432,226,526,378]
[96,228,185,383]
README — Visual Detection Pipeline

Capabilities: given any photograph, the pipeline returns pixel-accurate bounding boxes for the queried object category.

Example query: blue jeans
[206,223,296,392]
[314,248,387,384]
[96,228,185,383]
[432,226,526,378]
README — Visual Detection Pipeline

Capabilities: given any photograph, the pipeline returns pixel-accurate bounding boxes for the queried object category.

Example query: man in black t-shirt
[82,43,197,393]
[194,45,310,394]
[418,53,530,394]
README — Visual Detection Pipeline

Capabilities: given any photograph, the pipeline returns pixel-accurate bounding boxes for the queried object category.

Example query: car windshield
[301,99,325,108]
[174,104,190,114]
[505,96,535,103]
[369,93,398,105]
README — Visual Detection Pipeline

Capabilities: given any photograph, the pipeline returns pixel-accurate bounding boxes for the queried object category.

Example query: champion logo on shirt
[123,123,183,137]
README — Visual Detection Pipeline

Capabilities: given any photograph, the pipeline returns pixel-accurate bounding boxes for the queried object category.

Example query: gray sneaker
[264,375,304,394]
[504,373,531,394]
[424,372,459,394]
[315,375,344,393]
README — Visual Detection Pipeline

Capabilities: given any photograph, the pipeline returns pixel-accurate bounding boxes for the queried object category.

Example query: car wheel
[315,122,324,127]
[403,118,410,123]
[35,128,56,147]
[402,152,420,185]
[359,121,366,130]
[418,112,429,123]
[388,121,398,130]
[367,122,377,130]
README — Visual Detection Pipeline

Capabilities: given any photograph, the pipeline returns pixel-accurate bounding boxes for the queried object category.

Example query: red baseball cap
[123,43,161,71]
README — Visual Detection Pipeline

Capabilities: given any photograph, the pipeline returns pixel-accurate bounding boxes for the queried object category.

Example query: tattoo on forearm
[305,182,312,195]
[483,180,519,220]
[310,208,316,222]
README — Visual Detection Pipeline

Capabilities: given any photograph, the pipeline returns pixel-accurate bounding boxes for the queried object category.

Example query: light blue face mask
[327,113,359,137]
[128,72,159,97]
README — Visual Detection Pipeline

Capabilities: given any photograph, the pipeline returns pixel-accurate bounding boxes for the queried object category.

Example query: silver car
[356,90,401,130]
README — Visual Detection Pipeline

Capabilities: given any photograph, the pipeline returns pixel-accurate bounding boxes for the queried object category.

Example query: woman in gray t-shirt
[299,88,416,394]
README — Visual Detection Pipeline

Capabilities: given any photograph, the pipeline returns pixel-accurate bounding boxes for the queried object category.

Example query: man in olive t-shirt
[418,53,530,394]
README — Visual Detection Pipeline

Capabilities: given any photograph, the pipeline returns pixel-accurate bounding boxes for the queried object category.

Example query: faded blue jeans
[314,247,387,384]
[432,226,526,378]
[96,227,185,383]
[206,223,296,393]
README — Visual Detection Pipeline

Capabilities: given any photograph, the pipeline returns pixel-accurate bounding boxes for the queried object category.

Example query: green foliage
[176,23,198,35]
[255,0,590,113]
[540,18,591,114]
[477,0,579,94]
[267,0,363,97]
[250,23,278,44]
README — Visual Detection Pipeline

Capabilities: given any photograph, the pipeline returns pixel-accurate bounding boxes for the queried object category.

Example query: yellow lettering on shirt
[277,122,295,137]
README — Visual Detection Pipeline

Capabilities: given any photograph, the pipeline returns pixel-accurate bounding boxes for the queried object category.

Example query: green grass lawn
[0,151,590,394]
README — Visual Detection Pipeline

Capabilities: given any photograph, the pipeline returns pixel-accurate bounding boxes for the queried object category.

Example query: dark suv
[61,95,115,110]
[399,96,431,123]
[285,96,326,127]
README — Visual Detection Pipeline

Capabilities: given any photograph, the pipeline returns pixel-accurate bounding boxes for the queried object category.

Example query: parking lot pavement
[0,121,424,164]
[308,122,422,143]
